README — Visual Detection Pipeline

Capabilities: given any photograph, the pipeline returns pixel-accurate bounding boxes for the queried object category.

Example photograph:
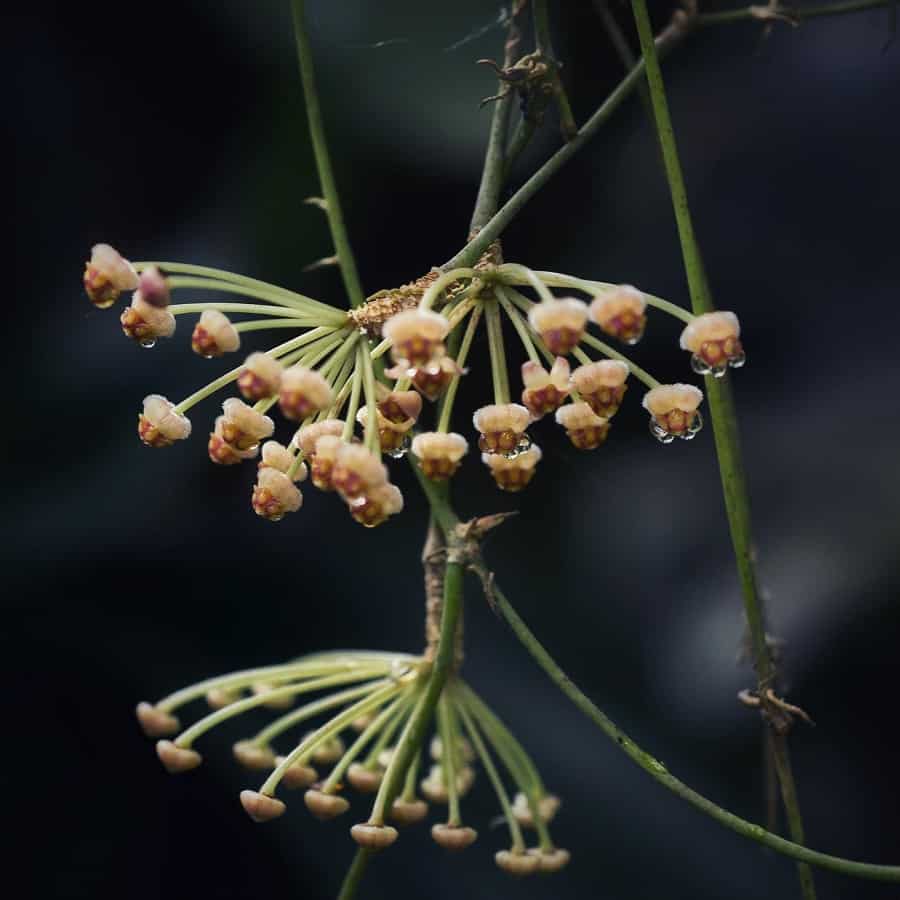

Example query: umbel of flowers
[135,650,568,874]
[83,245,745,524]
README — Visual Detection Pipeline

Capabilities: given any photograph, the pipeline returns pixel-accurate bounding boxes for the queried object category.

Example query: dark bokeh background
[7,2,900,898]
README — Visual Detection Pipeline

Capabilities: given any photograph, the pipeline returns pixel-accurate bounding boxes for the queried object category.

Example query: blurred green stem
[290,0,365,308]
[336,849,372,900]
[629,0,814,896]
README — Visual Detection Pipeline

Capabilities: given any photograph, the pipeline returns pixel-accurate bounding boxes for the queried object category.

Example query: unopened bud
[531,847,571,873]
[121,293,176,345]
[304,788,350,820]
[350,823,399,849]
[495,849,540,876]
[156,740,202,774]
[192,310,240,358]
[275,756,318,789]
[431,824,478,850]
[237,352,283,401]
[135,701,179,737]
[347,763,383,793]
[221,398,274,451]
[239,789,286,823]
[138,395,191,447]
[83,244,139,308]
[305,733,345,765]
[512,792,560,828]
[233,741,276,771]
[278,366,333,421]
[389,798,429,826]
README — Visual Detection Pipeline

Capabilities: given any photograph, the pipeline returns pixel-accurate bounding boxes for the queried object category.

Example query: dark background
[6,2,900,899]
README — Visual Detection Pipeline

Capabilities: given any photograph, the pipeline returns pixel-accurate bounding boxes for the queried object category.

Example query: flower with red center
[679,311,744,376]
[642,383,704,442]
[382,308,449,368]
[138,395,192,447]
[331,444,388,499]
[555,402,609,450]
[521,358,570,418]
[237,352,284,402]
[411,432,469,480]
[347,482,403,528]
[589,285,647,345]
[278,366,333,422]
[208,416,259,465]
[482,445,542,491]
[305,433,344,491]
[219,397,274,451]
[294,419,344,458]
[473,403,532,454]
[259,440,308,481]
[251,468,302,522]
[120,270,176,346]
[410,356,461,402]
[528,298,588,356]
[570,360,629,417]
[191,310,240,358]
[83,244,139,309]
[357,391,420,454]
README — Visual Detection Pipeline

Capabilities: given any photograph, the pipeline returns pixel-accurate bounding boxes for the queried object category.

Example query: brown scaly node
[738,686,814,735]
[348,243,502,338]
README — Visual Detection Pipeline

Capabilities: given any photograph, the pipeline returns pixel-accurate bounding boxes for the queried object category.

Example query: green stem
[336,848,372,900]
[533,0,578,140]
[630,3,814,894]
[698,0,891,25]
[290,0,365,309]
[436,305,483,433]
[470,72,514,234]
[484,299,511,405]
[367,562,465,825]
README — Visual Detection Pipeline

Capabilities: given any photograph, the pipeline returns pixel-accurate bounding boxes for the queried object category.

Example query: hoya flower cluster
[136,651,568,875]
[83,245,745,523]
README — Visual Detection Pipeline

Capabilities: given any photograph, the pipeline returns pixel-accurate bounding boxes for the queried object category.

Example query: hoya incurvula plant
[83,1,900,897]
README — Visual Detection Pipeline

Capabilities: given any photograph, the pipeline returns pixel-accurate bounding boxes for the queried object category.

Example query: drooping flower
[521,358,570,418]
[237,352,284,402]
[347,482,404,528]
[383,308,449,367]
[528,298,588,356]
[138,395,192,447]
[570,359,629,417]
[251,467,303,521]
[473,403,531,454]
[555,402,609,450]
[357,391,420,454]
[411,356,462,402]
[83,243,139,309]
[679,311,744,376]
[208,416,259,465]
[482,445,542,491]
[278,366,333,422]
[191,310,241,358]
[259,440,307,481]
[642,383,704,442]
[220,397,274,451]
[332,444,388,499]
[411,432,469,481]
[589,285,647,344]
[306,433,344,491]
[121,268,176,346]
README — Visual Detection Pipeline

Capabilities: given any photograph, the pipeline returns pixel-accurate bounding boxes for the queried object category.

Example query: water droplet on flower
[682,411,703,440]
[690,354,710,375]
[649,419,674,444]
[349,496,368,509]
[269,514,284,522]
[139,338,157,349]
[387,435,411,459]
[729,351,746,369]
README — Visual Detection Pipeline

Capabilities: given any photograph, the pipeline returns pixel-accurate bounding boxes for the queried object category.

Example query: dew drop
[349,496,368,509]
[387,435,411,459]
[139,338,157,349]
[729,351,747,369]
[649,419,674,444]
[682,411,704,440]
[269,514,284,523]
[690,354,710,375]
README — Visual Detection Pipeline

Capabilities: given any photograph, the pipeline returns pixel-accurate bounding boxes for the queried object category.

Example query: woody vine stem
[288,1,900,897]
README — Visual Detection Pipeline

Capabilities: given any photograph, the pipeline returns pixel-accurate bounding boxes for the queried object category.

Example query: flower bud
[511,792,560,828]
[252,468,303,521]
[304,733,345,765]
[156,740,202,774]
[495,849,540,876]
[278,366,333,421]
[421,764,475,802]
[571,360,629,417]
[356,405,415,455]
[429,735,475,763]
[411,432,469,481]
[221,397,274,451]
[253,683,294,709]
[237,352,284,402]
[473,403,531,454]
[135,701,180,737]
[205,687,240,708]
[389,798,429,826]
[383,308,449,367]
[233,741,276,771]
[259,440,307,481]
[208,417,259,465]
[347,763,383,793]
[136,266,171,308]
[83,244,139,308]
[138,395,191,447]
[431,824,478,851]
[555,402,609,450]
[275,757,318,789]
[642,383,704,442]
[589,285,647,344]
[304,788,350,820]
[482,445,542,491]
[679,311,744,375]
[191,310,240,358]
[239,790,286,823]
[308,434,344,491]
[521,357,571,418]
[378,390,422,425]
[410,356,461,402]
[332,444,388,499]
[121,292,176,346]
[351,823,399,850]
[348,482,404,528]
[531,847,571,872]
[528,298,588,356]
